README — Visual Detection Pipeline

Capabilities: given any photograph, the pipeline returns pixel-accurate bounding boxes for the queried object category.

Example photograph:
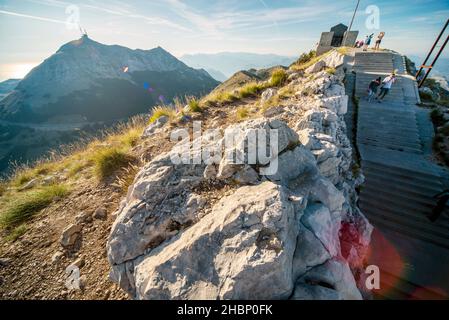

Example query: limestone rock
[292,259,362,300]
[75,211,93,224]
[301,204,340,257]
[60,224,82,248]
[142,116,168,137]
[19,178,38,191]
[108,152,206,265]
[292,223,331,280]
[234,165,259,185]
[305,60,326,74]
[261,88,277,103]
[131,182,298,299]
[51,252,63,265]
[93,207,107,220]
[322,51,344,69]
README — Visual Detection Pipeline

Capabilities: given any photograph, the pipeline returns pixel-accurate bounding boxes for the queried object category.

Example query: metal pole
[343,0,361,46]
[419,34,449,88]
[416,19,448,80]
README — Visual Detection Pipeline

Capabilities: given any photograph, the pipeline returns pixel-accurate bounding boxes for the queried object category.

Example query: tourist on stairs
[363,34,374,51]
[376,73,396,102]
[373,32,385,50]
[367,77,382,102]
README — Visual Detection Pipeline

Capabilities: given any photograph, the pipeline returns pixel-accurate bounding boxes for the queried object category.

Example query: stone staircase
[353,51,449,300]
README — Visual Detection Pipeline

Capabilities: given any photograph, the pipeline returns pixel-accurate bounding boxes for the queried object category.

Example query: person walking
[376,73,397,102]
[367,77,382,102]
[363,34,374,51]
[428,189,449,222]
[373,32,385,51]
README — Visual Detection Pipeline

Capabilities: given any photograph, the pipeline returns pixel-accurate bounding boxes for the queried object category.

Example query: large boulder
[131,182,298,299]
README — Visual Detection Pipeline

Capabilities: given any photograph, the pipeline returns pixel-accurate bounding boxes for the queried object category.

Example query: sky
[0,0,448,81]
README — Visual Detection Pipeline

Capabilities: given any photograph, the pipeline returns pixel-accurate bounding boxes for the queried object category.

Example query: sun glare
[9,63,38,79]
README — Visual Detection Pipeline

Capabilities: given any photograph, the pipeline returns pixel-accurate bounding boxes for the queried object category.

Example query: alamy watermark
[365,5,380,30]
[65,5,80,31]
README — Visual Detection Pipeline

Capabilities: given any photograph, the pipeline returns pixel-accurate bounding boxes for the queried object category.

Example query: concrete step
[364,210,449,249]
[363,160,442,183]
[362,179,445,209]
[363,170,442,192]
[358,140,423,154]
[358,142,422,154]
[360,202,449,243]
[360,188,437,216]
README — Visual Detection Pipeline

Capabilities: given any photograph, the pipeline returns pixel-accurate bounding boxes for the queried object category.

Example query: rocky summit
[107,50,373,300]
[0,35,219,123]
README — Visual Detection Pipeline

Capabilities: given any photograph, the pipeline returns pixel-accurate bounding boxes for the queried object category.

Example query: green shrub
[0,185,69,228]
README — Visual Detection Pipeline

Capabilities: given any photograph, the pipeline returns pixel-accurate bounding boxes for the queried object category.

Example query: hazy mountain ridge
[180,52,296,79]
[0,79,20,101]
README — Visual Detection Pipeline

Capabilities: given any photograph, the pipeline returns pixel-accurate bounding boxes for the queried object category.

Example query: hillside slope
[0,50,372,300]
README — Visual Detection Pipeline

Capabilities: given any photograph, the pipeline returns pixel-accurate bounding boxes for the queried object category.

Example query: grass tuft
[187,97,203,113]
[269,68,288,87]
[325,67,336,75]
[92,147,134,180]
[0,185,70,228]
[236,106,250,121]
[5,225,27,242]
[148,106,177,124]
[238,82,264,98]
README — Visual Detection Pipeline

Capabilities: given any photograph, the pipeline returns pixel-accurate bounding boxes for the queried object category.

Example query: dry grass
[112,163,140,193]
[205,91,238,104]
[325,67,336,75]
[91,147,135,181]
[269,68,288,87]
[291,50,331,71]
[260,94,281,114]
[148,106,177,124]
[2,116,146,193]
[5,225,27,242]
[278,86,295,98]
[337,47,350,55]
[236,106,250,121]
[238,82,264,98]
[187,96,203,113]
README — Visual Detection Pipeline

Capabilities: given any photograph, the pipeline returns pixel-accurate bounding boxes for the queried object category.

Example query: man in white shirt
[376,73,396,102]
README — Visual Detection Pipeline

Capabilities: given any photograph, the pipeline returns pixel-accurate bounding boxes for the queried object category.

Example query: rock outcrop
[107,50,372,300]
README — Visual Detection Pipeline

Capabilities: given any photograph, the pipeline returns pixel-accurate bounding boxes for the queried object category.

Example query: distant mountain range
[409,55,449,83]
[180,52,296,81]
[0,35,219,124]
